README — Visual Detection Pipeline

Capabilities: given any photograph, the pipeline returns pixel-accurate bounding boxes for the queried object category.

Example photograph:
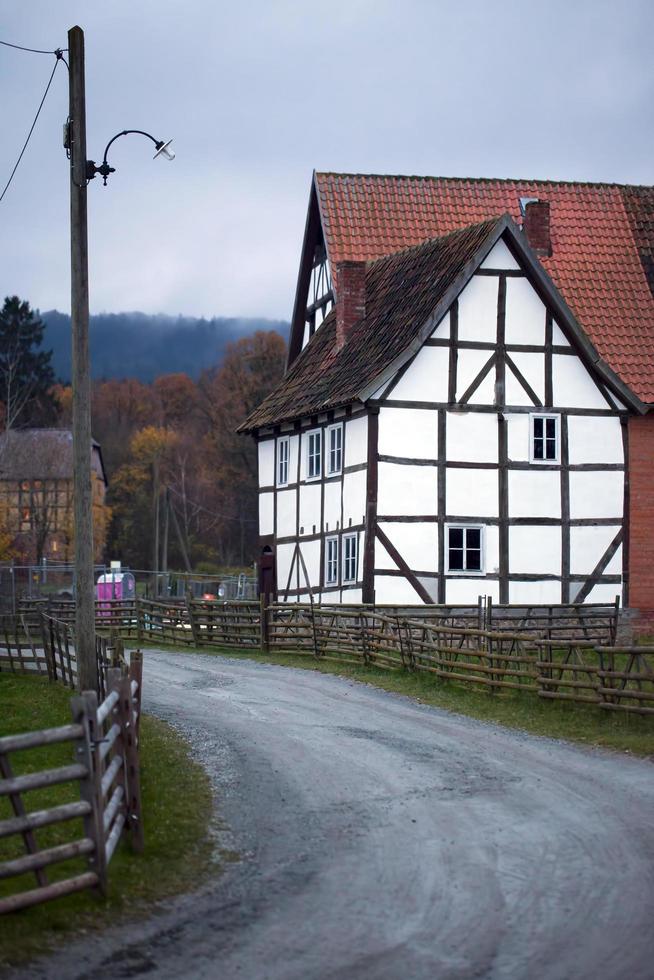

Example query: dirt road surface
[11,650,654,980]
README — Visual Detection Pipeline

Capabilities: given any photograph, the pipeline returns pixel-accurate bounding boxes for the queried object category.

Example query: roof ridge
[315,171,654,191]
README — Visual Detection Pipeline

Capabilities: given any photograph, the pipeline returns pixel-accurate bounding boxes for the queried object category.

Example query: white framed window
[327,423,343,476]
[530,414,559,463]
[325,536,339,585]
[446,525,484,575]
[343,532,358,583]
[277,436,290,487]
[307,429,322,480]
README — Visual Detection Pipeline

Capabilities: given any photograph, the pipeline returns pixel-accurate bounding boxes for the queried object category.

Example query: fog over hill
[41,311,290,382]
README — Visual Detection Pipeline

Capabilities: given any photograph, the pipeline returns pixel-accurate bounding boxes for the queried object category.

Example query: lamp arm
[101,130,161,167]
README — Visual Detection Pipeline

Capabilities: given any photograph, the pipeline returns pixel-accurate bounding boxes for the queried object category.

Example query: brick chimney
[523,200,552,257]
[335,261,366,349]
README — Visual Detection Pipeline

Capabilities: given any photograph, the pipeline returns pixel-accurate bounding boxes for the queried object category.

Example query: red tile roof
[315,174,654,403]
[240,219,503,430]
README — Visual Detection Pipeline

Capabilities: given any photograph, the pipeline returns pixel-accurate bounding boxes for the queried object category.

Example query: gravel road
[11,650,654,980]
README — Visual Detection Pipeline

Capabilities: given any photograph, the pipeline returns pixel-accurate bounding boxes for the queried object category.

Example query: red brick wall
[628,413,654,621]
[335,261,366,349]
[523,200,552,257]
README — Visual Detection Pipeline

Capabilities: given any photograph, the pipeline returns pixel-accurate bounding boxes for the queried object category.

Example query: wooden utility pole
[68,26,97,693]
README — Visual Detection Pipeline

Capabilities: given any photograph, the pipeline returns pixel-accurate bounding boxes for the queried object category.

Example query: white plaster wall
[446,578,500,604]
[552,355,608,409]
[429,310,450,339]
[569,471,624,520]
[447,412,498,463]
[508,470,561,518]
[570,526,622,575]
[482,524,500,574]
[323,480,341,532]
[446,467,498,517]
[299,482,321,534]
[258,439,275,487]
[480,239,520,270]
[457,275,499,343]
[506,413,530,462]
[288,433,300,482]
[508,580,563,604]
[375,536,395,571]
[298,539,321,588]
[378,521,438,572]
[374,574,426,604]
[345,415,367,467]
[302,323,310,350]
[581,583,623,603]
[505,277,546,346]
[509,526,561,574]
[390,346,450,402]
[276,542,295,593]
[378,407,438,459]
[552,319,570,346]
[456,348,496,404]
[276,488,296,538]
[568,416,623,465]
[342,587,363,603]
[377,462,437,516]
[343,469,367,525]
[505,352,544,406]
[259,492,274,535]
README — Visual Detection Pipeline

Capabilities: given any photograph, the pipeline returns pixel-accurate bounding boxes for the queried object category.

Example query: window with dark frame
[447,526,483,573]
[327,423,343,476]
[277,436,289,487]
[531,414,559,462]
[307,430,322,479]
[343,532,358,583]
[326,536,339,585]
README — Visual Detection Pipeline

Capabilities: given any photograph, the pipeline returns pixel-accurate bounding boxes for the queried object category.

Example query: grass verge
[161,644,654,757]
[0,673,217,971]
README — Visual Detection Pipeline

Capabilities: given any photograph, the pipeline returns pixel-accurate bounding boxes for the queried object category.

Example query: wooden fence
[264,603,654,715]
[0,652,143,914]
[13,595,620,649]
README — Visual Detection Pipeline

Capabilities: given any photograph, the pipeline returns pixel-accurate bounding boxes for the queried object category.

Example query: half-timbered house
[240,175,654,624]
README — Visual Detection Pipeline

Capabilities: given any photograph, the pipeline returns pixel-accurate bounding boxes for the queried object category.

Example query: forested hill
[41,310,290,382]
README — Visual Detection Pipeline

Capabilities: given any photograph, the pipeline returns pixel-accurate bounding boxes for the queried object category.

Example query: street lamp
[86,130,175,185]
[67,25,174,692]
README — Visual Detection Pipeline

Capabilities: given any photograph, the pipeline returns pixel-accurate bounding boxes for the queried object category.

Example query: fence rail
[0,652,143,914]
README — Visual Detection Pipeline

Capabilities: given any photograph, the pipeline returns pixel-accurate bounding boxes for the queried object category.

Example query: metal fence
[0,563,258,613]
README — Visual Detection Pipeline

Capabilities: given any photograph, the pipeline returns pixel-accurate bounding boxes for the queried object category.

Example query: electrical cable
[0,39,66,54]
[0,56,62,203]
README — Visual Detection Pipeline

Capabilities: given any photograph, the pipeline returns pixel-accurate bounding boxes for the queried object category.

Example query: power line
[0,39,66,54]
[0,55,62,204]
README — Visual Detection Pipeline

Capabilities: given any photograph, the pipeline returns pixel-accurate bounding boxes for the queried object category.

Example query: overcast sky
[1,0,652,322]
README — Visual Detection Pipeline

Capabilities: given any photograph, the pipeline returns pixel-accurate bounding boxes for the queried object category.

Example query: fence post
[129,649,143,745]
[136,597,143,646]
[116,667,144,853]
[185,590,200,647]
[259,594,269,653]
[70,689,108,895]
[612,595,620,646]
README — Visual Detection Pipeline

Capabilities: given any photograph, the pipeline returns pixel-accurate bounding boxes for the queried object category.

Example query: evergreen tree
[0,296,57,428]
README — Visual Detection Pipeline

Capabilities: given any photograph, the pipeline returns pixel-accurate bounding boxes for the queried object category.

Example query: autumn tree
[108,426,179,569]
[198,331,286,564]
[0,296,57,429]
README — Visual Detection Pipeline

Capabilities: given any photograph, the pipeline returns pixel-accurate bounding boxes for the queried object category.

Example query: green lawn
[165,644,654,757]
[0,674,218,970]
